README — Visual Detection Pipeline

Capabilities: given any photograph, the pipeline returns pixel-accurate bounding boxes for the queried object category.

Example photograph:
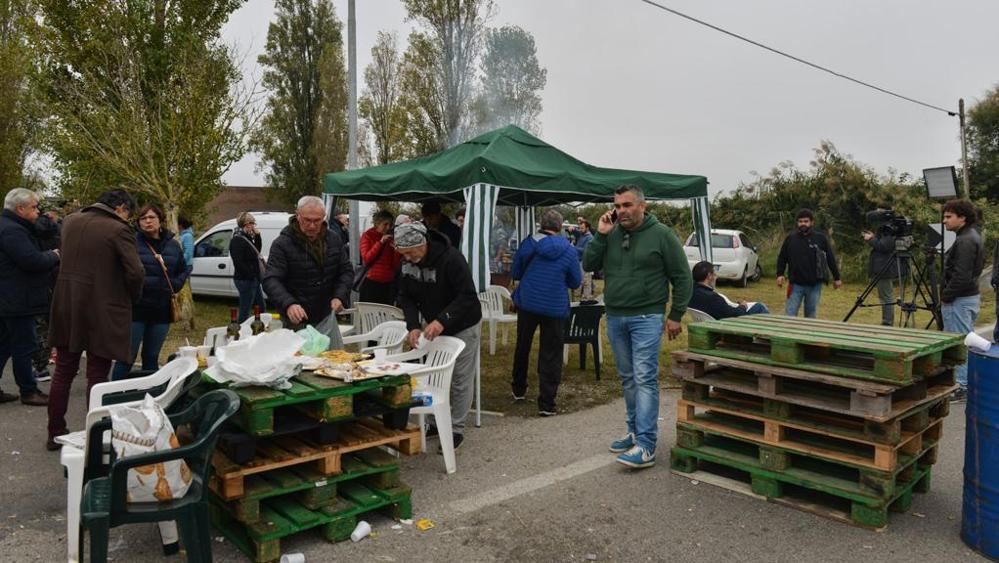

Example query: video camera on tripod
[845,207,941,329]
[865,209,914,249]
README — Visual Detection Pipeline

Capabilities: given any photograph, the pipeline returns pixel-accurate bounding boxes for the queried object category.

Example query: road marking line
[448,454,615,514]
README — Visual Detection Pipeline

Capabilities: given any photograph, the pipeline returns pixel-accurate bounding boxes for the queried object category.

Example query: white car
[190,212,292,298]
[684,229,762,287]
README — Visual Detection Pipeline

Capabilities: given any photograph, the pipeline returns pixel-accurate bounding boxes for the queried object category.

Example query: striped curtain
[514,206,535,247]
[691,196,714,263]
[462,183,500,292]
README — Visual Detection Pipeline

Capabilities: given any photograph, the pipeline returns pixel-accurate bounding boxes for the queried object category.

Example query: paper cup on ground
[350,520,371,542]
[279,554,305,563]
[178,346,197,358]
[965,332,992,353]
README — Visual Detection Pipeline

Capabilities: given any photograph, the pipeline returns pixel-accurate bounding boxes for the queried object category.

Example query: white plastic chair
[687,308,716,322]
[479,285,517,355]
[60,358,199,563]
[355,302,405,335]
[384,336,466,474]
[342,320,408,355]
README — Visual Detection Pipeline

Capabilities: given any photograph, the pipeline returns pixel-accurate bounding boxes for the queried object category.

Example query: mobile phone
[610,210,618,223]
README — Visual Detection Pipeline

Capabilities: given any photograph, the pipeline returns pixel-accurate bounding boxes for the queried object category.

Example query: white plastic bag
[204,328,307,389]
[109,394,192,503]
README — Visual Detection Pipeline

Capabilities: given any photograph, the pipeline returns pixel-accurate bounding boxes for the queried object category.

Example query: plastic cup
[279,554,305,563]
[178,346,197,359]
[350,520,371,542]
[965,332,992,353]
[374,348,387,361]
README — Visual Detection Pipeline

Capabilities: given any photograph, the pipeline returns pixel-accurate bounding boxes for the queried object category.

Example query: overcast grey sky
[221,0,999,197]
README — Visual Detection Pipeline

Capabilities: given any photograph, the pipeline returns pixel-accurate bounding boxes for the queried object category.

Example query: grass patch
[162,280,995,420]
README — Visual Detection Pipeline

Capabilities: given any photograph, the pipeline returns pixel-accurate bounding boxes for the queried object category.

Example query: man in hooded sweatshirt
[510,209,582,416]
[395,222,482,450]
[583,185,692,469]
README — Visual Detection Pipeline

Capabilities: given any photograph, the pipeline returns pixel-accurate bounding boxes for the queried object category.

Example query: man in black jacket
[689,261,769,319]
[395,222,481,450]
[0,188,60,406]
[940,199,984,398]
[421,202,462,248]
[263,197,353,329]
[776,208,842,318]
[863,205,903,326]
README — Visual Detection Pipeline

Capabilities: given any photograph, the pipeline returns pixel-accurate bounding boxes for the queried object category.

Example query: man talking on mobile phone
[582,185,692,469]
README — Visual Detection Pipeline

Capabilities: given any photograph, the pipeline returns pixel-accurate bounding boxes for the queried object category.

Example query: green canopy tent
[323,125,713,291]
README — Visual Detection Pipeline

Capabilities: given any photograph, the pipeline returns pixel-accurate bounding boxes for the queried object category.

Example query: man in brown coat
[46,190,144,450]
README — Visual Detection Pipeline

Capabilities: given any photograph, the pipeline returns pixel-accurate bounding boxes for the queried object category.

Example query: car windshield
[687,233,735,249]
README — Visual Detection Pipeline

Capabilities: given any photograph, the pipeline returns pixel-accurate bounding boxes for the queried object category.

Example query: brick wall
[203,186,290,228]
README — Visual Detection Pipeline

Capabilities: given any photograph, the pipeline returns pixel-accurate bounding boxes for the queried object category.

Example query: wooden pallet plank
[678,399,943,472]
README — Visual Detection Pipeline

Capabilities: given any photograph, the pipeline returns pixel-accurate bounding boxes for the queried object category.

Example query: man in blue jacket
[0,189,60,405]
[510,209,582,416]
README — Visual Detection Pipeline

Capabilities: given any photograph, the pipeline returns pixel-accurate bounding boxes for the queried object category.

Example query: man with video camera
[863,204,906,326]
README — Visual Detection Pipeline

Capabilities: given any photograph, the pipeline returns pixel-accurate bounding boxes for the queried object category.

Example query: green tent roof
[323,125,707,206]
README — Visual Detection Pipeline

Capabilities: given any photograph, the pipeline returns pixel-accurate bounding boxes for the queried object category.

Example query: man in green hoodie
[583,185,692,469]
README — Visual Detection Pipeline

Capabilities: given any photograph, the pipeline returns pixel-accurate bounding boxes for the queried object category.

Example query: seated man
[689,261,769,319]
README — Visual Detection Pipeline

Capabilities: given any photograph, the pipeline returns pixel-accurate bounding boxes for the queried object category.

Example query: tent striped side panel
[462,183,499,292]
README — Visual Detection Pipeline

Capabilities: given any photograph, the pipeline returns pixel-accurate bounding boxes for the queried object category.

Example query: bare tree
[403,0,494,148]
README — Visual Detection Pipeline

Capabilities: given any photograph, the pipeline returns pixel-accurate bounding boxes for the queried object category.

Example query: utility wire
[638,0,957,116]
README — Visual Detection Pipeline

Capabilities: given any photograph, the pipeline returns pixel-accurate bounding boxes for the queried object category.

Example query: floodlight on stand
[922,166,958,201]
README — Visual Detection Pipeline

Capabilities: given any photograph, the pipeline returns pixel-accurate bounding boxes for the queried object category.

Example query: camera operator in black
[862,205,904,326]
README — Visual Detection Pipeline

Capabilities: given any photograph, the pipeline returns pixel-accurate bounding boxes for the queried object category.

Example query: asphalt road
[0,362,989,563]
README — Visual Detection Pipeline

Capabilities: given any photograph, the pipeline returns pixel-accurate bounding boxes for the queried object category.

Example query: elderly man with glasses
[0,188,60,407]
[582,185,692,469]
[263,196,353,329]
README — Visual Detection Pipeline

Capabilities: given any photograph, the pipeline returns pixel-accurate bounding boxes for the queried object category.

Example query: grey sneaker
[609,432,635,453]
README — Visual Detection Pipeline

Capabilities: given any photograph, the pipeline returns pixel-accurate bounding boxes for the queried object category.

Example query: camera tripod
[843,237,943,330]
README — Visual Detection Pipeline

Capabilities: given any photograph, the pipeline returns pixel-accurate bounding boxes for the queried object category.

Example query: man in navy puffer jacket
[510,209,582,416]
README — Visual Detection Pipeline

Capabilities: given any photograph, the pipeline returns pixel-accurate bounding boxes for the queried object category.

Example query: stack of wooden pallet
[670,315,964,530]
[203,371,421,562]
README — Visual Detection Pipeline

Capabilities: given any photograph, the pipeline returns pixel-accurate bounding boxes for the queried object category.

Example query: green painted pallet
[677,399,942,473]
[686,314,965,385]
[672,427,937,504]
[202,371,411,436]
[680,381,952,446]
[672,349,957,421]
[209,448,403,523]
[210,481,413,563]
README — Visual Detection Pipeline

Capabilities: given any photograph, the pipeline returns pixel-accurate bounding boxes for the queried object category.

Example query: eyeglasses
[622,232,630,251]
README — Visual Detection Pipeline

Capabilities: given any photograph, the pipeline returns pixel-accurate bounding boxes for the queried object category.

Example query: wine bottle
[226,308,241,342]
[250,305,266,335]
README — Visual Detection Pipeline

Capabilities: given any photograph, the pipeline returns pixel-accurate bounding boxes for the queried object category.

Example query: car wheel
[738,267,749,288]
[751,264,763,282]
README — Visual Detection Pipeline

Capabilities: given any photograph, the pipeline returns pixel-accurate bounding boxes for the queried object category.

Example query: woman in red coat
[358,210,402,305]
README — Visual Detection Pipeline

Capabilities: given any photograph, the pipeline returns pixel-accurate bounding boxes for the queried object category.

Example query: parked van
[190,212,291,298]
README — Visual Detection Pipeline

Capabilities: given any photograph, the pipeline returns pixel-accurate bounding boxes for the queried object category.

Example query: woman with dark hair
[110,204,189,380]
[359,210,402,304]
[229,211,266,321]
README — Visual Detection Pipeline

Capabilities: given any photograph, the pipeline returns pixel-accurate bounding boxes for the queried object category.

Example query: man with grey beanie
[394,221,482,450]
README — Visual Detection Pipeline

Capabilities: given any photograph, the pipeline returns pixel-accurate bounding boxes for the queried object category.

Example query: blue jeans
[0,316,40,395]
[942,294,980,388]
[111,321,171,380]
[784,283,822,318]
[994,290,998,344]
[746,302,769,315]
[235,279,266,323]
[607,314,664,452]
